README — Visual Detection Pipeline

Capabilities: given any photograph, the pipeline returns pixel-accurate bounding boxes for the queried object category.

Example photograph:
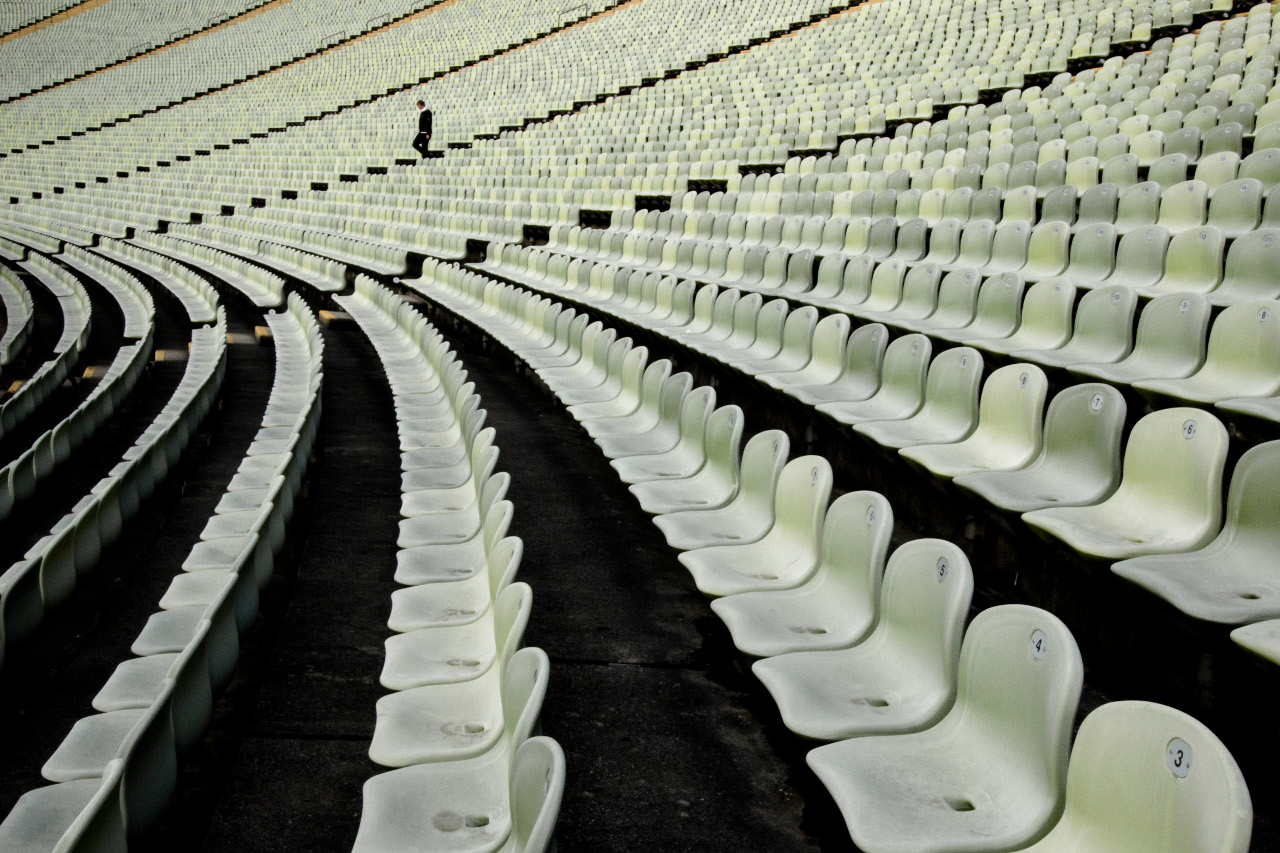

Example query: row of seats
[477,240,1280,425]
[0,292,319,848]
[0,301,225,674]
[336,276,564,853]
[0,265,33,368]
[408,246,1254,853]
[418,256,1280,619]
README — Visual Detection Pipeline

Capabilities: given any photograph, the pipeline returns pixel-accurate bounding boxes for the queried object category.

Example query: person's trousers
[413,133,431,157]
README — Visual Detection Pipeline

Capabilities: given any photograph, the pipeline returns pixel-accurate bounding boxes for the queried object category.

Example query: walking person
[412,100,433,159]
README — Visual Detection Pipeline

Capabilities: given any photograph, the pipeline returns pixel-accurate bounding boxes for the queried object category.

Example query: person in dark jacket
[413,100,433,158]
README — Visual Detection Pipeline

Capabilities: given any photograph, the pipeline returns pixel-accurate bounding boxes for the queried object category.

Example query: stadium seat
[1019,701,1251,853]
[1023,408,1228,560]
[709,491,893,658]
[807,605,1083,853]
[753,538,973,740]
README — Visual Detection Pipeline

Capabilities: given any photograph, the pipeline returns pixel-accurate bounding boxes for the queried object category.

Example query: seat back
[1038,383,1126,489]
[818,492,894,643]
[1112,408,1229,529]
[948,605,1083,808]
[501,647,551,747]
[1010,278,1075,345]
[486,535,523,599]
[970,363,1048,454]
[1127,293,1211,373]
[875,539,974,711]
[876,334,932,408]
[1215,228,1280,302]
[914,347,984,435]
[702,406,746,489]
[494,582,534,668]
[1028,701,1251,852]
[1064,222,1118,282]
[59,758,127,853]
[964,272,1025,338]
[922,269,982,328]
[121,678,179,842]
[1157,225,1224,295]
[1201,300,1280,385]
[1220,440,1280,549]
[737,429,791,517]
[768,456,833,553]
[508,737,566,853]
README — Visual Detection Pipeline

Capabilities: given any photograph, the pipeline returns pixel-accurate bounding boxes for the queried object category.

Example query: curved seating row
[0,265,34,368]
[0,293,316,849]
[336,275,564,853]
[131,231,286,309]
[92,237,221,324]
[0,306,226,674]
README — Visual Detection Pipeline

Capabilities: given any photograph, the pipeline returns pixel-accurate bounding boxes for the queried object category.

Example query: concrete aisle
[191,317,402,851]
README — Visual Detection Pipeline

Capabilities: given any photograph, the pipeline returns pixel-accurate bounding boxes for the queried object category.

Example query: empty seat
[1019,701,1251,853]
[900,364,1048,480]
[1112,441,1280,625]
[807,605,1083,853]
[753,538,973,740]
[1070,293,1210,385]
[653,430,789,550]
[1023,409,1228,561]
[853,347,983,450]
[710,491,893,658]
[955,384,1126,514]
[628,406,746,516]
[354,735,565,853]
[1134,300,1280,405]
[678,456,833,597]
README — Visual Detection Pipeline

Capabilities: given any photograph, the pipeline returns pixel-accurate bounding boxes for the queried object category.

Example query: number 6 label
[1167,738,1192,778]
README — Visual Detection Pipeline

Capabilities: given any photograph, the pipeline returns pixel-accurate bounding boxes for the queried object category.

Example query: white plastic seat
[652,429,789,551]
[628,406,746,515]
[395,500,513,586]
[389,537,522,633]
[955,384,1126,514]
[353,735,564,853]
[1070,293,1210,385]
[753,538,974,741]
[710,491,893,658]
[609,388,716,484]
[1112,441,1280,625]
[900,364,1048,480]
[678,456,833,597]
[0,759,125,852]
[380,582,530,691]
[787,322,889,407]
[807,605,1083,853]
[963,279,1075,357]
[1019,701,1251,853]
[1023,408,1228,560]
[1022,286,1137,369]
[369,646,548,768]
[850,315,983,442]
[816,334,931,426]
[594,374,695,460]
[1134,300,1280,405]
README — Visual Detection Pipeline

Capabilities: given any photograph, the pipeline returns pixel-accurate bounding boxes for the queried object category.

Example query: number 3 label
[1167,738,1192,778]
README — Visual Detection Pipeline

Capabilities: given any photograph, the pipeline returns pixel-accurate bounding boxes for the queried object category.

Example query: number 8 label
[1167,738,1192,778]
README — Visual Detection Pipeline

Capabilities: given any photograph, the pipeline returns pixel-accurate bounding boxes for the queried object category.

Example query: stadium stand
[1,0,1279,848]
